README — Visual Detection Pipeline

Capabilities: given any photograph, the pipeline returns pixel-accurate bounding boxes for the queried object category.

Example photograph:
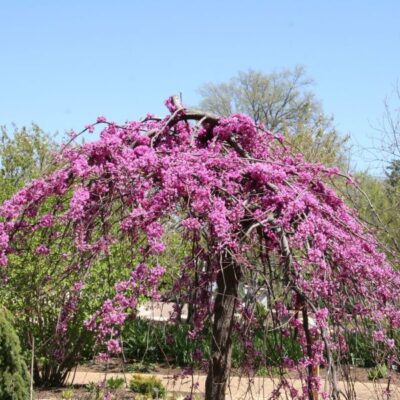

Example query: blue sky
[1,0,399,172]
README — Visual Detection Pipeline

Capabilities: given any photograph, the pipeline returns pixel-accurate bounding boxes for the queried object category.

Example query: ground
[35,362,400,399]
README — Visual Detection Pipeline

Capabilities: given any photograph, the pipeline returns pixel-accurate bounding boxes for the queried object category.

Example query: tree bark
[205,253,240,400]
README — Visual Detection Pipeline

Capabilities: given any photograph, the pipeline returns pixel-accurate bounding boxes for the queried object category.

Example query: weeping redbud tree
[1,97,400,399]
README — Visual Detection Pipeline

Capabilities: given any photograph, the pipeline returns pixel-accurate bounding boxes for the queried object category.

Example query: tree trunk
[205,254,240,400]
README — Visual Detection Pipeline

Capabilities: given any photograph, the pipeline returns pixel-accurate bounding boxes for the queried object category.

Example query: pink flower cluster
[84,263,165,352]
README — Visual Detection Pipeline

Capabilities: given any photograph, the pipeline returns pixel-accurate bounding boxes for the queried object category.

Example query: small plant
[127,361,157,373]
[84,381,103,399]
[129,374,166,398]
[61,388,75,399]
[85,382,97,392]
[256,366,268,377]
[107,376,125,390]
[256,365,282,377]
[368,364,388,380]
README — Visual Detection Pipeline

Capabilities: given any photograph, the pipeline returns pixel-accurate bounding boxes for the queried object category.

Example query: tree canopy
[198,66,348,167]
[0,124,56,201]
[0,98,399,399]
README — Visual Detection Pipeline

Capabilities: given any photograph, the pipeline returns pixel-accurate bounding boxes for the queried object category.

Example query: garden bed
[34,361,400,400]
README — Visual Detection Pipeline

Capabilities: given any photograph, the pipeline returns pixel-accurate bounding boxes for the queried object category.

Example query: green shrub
[368,364,388,380]
[346,332,377,368]
[129,374,166,398]
[122,318,303,370]
[0,306,30,400]
[127,362,157,373]
[85,381,96,392]
[256,366,269,377]
[84,382,103,399]
[256,366,282,377]
[107,376,125,390]
[61,389,74,399]
[123,319,211,366]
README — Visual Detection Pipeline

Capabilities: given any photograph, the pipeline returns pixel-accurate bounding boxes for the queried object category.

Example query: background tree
[342,85,400,261]
[386,159,400,188]
[342,174,396,248]
[376,83,400,162]
[198,66,349,167]
[0,124,56,201]
[0,125,188,386]
[0,126,96,386]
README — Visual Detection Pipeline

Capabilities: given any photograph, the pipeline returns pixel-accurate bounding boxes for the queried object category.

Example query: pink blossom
[106,339,121,354]
[315,308,329,329]
[39,214,54,228]
[164,96,178,112]
[36,244,49,255]
[85,124,95,133]
[387,338,395,349]
[73,281,84,291]
[68,186,90,221]
[372,330,385,342]
[182,217,202,231]
[97,352,109,363]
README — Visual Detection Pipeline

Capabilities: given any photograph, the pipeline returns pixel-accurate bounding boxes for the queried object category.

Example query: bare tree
[199,66,349,167]
[379,83,400,161]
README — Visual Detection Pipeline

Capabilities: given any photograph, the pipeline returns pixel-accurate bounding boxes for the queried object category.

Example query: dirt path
[49,370,399,400]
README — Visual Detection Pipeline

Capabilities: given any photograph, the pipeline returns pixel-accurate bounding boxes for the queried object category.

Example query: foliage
[0,97,399,399]
[0,306,30,400]
[106,376,125,390]
[256,366,282,377]
[344,327,397,369]
[199,66,315,131]
[367,364,388,380]
[355,84,400,262]
[346,332,376,368]
[127,361,157,373]
[129,375,166,398]
[0,125,98,387]
[123,318,302,370]
[198,66,348,166]
[0,126,189,387]
[344,172,400,259]
[386,159,400,188]
[85,381,103,399]
[1,232,98,387]
[0,126,158,387]
[61,388,75,399]
[0,124,57,201]
[123,319,210,367]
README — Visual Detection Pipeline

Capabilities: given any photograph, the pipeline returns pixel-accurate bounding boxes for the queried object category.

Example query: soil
[34,361,400,399]
[74,359,379,383]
